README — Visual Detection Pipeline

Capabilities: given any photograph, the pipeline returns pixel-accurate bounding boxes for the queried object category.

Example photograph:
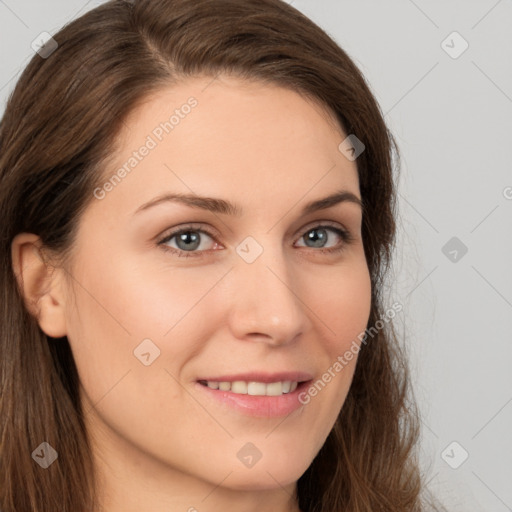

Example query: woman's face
[58,75,371,500]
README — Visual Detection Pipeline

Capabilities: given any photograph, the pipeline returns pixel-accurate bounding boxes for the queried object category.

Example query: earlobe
[11,233,68,338]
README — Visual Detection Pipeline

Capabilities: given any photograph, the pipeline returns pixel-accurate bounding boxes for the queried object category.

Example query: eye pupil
[305,228,327,248]
[177,231,201,251]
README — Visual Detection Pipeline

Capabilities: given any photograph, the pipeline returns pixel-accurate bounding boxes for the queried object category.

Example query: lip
[195,372,314,418]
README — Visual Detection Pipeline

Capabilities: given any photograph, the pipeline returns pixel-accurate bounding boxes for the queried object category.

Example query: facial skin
[13,75,371,512]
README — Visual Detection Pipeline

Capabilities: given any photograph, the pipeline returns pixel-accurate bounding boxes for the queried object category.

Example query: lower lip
[195,381,311,418]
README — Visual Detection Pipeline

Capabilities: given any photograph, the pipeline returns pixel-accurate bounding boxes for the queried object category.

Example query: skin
[12,75,371,512]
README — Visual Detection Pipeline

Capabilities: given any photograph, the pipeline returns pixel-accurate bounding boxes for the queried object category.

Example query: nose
[226,243,307,346]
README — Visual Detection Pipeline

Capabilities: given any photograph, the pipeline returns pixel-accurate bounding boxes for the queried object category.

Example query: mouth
[197,379,304,397]
[195,372,314,418]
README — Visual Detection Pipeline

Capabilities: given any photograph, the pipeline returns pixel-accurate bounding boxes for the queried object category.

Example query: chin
[220,458,310,491]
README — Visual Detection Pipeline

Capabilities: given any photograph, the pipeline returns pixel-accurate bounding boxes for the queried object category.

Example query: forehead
[96,75,360,216]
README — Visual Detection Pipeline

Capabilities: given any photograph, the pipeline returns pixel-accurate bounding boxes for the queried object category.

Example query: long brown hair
[0,1,445,510]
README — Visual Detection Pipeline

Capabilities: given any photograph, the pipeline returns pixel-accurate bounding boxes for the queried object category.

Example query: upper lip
[197,371,314,383]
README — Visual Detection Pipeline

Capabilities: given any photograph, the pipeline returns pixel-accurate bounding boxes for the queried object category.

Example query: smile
[198,380,299,396]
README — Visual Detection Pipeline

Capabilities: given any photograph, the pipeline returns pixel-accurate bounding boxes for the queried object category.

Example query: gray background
[1,1,511,510]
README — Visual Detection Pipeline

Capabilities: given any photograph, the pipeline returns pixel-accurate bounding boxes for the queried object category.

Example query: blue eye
[158,223,353,258]
[296,226,351,250]
[158,225,217,257]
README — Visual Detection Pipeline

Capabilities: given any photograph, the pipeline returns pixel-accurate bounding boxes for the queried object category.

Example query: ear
[11,233,68,338]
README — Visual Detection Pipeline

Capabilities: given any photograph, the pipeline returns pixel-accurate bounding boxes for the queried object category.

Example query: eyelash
[157,222,355,259]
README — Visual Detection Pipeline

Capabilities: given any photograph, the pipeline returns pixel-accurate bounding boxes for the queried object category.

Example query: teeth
[203,380,299,396]
[231,381,248,394]
[265,381,283,396]
[218,381,231,391]
[247,382,266,395]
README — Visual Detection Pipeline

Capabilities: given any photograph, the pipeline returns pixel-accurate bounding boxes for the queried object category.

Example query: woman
[0,1,446,511]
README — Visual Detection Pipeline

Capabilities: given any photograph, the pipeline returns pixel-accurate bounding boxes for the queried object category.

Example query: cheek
[306,259,372,355]
[62,255,228,401]
[283,258,371,437]
[65,252,226,340]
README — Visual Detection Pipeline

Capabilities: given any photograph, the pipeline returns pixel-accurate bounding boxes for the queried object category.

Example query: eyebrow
[134,189,363,217]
